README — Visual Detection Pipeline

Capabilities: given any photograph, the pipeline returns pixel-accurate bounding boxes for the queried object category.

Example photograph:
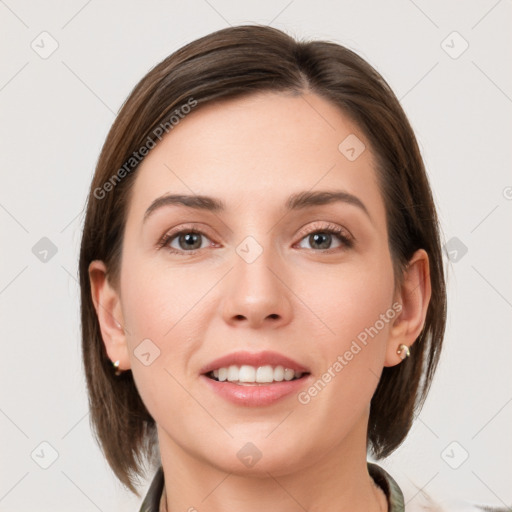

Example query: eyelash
[157,222,354,256]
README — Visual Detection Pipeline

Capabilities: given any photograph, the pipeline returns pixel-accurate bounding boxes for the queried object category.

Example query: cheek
[118,251,206,392]
[119,260,212,430]
[120,254,210,343]
[293,254,395,415]
[295,252,395,351]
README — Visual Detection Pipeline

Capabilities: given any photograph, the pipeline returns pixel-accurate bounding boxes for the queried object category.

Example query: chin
[204,438,309,478]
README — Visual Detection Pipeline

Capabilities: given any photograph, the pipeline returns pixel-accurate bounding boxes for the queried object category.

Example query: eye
[295,222,354,252]
[157,222,354,256]
[158,227,215,255]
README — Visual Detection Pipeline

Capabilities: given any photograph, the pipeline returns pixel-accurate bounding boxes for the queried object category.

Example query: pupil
[180,233,201,250]
[311,233,331,249]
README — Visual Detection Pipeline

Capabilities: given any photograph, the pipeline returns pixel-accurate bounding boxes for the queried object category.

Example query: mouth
[204,365,310,386]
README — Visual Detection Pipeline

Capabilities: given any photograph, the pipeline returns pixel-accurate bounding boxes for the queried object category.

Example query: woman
[79,24,446,511]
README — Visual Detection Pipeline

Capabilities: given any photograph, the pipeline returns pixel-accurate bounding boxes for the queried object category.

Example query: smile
[207,364,308,385]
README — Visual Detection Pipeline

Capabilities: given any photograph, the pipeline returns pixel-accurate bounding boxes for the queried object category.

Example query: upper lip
[200,350,310,375]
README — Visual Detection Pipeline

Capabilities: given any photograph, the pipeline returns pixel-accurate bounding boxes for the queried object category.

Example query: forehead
[126,91,386,226]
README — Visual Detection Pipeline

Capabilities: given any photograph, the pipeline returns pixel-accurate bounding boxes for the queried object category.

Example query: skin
[90,91,431,512]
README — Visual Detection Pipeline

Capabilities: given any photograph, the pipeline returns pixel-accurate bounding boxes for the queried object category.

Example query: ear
[384,249,431,367]
[88,260,131,371]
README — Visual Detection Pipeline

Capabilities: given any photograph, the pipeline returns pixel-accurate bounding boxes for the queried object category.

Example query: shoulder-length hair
[79,24,447,495]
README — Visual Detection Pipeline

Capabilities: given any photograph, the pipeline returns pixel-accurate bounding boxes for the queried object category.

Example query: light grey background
[1,1,511,511]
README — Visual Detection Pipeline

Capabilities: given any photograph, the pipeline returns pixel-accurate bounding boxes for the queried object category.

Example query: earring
[397,344,410,360]
[112,360,122,376]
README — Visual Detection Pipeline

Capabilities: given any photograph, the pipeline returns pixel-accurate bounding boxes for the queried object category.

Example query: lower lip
[200,374,311,407]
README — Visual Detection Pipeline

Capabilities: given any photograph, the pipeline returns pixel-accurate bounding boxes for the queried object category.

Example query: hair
[79,24,447,495]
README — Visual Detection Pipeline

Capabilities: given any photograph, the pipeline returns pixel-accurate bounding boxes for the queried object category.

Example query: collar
[139,461,405,512]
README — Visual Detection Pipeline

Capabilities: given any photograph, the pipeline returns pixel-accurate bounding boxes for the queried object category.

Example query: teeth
[256,365,274,383]
[210,364,304,384]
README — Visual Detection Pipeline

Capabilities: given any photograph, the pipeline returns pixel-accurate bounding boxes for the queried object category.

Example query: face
[111,91,401,475]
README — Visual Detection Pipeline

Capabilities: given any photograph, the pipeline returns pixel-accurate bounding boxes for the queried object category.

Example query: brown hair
[79,24,447,495]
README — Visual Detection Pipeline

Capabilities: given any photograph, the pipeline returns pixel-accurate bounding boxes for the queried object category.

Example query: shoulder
[398,479,507,511]
[406,498,509,511]
[368,462,508,512]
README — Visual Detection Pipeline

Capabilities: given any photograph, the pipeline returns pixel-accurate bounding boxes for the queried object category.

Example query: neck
[157,417,388,512]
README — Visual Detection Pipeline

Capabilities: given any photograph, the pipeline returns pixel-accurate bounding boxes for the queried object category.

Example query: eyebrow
[143,190,371,223]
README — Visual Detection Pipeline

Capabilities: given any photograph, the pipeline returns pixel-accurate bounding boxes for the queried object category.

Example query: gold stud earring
[397,344,410,360]
[112,360,122,376]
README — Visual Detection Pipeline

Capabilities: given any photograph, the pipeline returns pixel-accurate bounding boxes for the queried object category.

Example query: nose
[221,242,293,330]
